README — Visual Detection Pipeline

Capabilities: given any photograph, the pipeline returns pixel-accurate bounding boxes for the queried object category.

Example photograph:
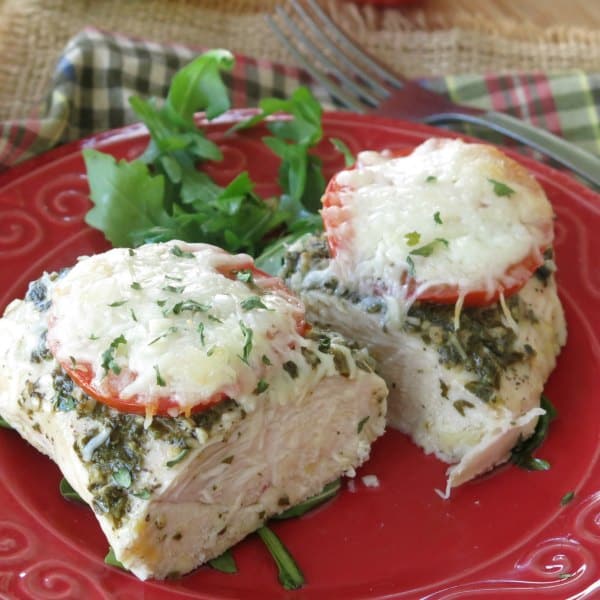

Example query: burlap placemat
[1,0,599,122]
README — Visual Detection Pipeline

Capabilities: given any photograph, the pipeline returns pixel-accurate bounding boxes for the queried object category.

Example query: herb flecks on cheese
[325,139,554,304]
[47,242,307,415]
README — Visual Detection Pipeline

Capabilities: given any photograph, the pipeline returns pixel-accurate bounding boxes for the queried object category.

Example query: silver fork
[267,0,600,189]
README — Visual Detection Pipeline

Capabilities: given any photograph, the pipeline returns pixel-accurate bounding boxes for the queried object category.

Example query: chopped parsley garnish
[154,365,166,386]
[133,489,151,500]
[208,314,223,324]
[101,334,127,375]
[239,321,253,364]
[235,269,254,284]
[128,249,135,257]
[166,448,190,467]
[262,354,272,365]
[172,300,210,314]
[453,399,474,416]
[406,255,416,278]
[404,231,421,247]
[434,211,443,224]
[561,491,575,506]
[254,379,269,394]
[426,175,437,183]
[148,326,178,345]
[409,238,449,257]
[113,467,132,489]
[163,285,186,294]
[130,308,138,322]
[241,296,269,311]
[198,322,205,346]
[171,245,195,259]
[108,300,127,307]
[156,299,167,307]
[357,416,369,434]
[488,178,516,197]
[165,275,183,281]
[130,282,142,290]
[283,361,299,379]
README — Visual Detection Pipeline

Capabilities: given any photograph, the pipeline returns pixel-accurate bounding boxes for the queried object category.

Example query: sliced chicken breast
[0,242,387,580]
[284,139,567,495]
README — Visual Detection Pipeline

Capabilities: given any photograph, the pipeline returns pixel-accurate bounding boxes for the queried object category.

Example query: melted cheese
[47,241,306,414]
[325,138,554,303]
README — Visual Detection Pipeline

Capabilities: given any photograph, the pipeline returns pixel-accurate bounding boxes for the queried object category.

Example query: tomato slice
[57,359,226,416]
[321,148,548,307]
[49,251,307,417]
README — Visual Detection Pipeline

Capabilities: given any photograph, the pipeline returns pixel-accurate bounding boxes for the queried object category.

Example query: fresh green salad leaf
[105,546,126,569]
[84,51,324,267]
[84,150,168,248]
[59,478,85,503]
[257,526,305,590]
[511,395,556,470]
[330,137,355,167]
[208,549,238,573]
[166,48,234,122]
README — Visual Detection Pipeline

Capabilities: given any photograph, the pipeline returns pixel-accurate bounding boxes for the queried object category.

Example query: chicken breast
[0,241,387,580]
[283,139,567,495]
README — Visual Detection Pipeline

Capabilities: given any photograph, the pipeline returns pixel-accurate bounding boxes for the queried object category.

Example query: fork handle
[424,110,600,189]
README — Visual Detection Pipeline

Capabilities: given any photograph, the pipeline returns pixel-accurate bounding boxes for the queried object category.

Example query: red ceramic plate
[0,111,599,600]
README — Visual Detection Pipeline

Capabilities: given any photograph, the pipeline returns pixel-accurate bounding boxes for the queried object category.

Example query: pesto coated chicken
[284,140,567,495]
[0,241,387,579]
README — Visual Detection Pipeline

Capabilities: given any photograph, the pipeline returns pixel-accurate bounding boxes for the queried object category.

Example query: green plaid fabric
[1,28,599,170]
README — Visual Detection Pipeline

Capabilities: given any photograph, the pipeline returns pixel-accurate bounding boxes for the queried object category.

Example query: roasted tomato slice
[321,147,551,307]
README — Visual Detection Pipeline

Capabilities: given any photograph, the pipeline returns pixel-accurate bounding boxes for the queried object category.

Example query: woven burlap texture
[1,0,600,121]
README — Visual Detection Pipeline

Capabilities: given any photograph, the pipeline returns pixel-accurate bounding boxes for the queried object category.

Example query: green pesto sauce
[285,234,541,403]
[48,366,240,528]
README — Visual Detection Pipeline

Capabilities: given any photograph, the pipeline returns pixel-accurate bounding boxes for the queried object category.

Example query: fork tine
[288,0,390,98]
[266,13,367,112]
[273,7,383,106]
[303,0,404,89]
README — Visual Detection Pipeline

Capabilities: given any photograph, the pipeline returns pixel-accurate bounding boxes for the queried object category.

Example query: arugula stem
[257,526,305,590]
[273,479,340,520]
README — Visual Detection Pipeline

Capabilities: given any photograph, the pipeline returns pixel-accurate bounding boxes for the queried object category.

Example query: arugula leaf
[105,546,126,569]
[511,395,556,470]
[208,549,238,573]
[84,150,170,248]
[84,51,324,271]
[330,137,355,167]
[234,85,325,216]
[59,478,84,503]
[166,49,234,122]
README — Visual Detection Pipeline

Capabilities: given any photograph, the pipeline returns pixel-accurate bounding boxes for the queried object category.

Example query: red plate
[0,111,599,600]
